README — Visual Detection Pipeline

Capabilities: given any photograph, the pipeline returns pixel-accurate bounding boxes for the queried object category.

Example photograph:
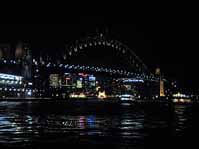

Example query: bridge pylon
[155,68,165,97]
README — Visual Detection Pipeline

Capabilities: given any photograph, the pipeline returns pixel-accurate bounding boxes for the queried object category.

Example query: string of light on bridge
[0,59,157,81]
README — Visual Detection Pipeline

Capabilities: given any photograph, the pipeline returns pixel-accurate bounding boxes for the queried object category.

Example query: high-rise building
[15,42,32,80]
[0,44,11,59]
[15,42,24,59]
[22,43,32,80]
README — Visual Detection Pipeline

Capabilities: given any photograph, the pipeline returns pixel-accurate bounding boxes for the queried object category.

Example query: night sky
[0,15,197,90]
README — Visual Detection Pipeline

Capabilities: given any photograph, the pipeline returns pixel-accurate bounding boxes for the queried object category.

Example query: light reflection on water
[172,105,192,137]
[0,101,196,147]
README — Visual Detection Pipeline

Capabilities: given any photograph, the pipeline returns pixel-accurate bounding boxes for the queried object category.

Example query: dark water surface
[0,101,198,148]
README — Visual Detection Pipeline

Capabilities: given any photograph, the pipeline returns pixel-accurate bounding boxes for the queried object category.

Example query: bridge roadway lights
[38,62,155,80]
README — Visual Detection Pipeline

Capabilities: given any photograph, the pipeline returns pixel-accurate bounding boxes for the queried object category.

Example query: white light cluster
[123,79,144,83]
[0,73,23,81]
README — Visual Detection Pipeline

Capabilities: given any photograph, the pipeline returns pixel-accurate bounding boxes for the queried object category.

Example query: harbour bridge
[0,33,162,99]
[35,33,157,81]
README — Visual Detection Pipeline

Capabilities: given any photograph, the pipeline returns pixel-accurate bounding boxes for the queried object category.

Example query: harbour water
[0,100,198,148]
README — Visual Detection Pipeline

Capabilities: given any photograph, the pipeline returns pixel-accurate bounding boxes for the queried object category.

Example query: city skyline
[0,16,197,90]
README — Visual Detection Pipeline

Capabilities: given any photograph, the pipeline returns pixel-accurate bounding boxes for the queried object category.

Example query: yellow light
[96,86,100,91]
[69,93,86,98]
[155,68,160,75]
[79,93,86,98]
[98,91,107,99]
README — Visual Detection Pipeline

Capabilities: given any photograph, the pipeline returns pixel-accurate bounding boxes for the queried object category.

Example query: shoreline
[0,97,192,105]
[0,96,196,105]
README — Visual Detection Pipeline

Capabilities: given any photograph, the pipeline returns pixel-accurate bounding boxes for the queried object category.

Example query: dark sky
[0,14,197,90]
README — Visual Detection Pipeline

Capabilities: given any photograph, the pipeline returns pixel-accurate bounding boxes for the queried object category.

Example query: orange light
[160,80,165,97]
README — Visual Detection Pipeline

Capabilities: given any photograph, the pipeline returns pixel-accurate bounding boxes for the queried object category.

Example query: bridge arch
[64,33,148,74]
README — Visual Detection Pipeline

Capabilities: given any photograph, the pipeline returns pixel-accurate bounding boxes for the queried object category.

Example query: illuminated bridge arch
[64,33,148,74]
